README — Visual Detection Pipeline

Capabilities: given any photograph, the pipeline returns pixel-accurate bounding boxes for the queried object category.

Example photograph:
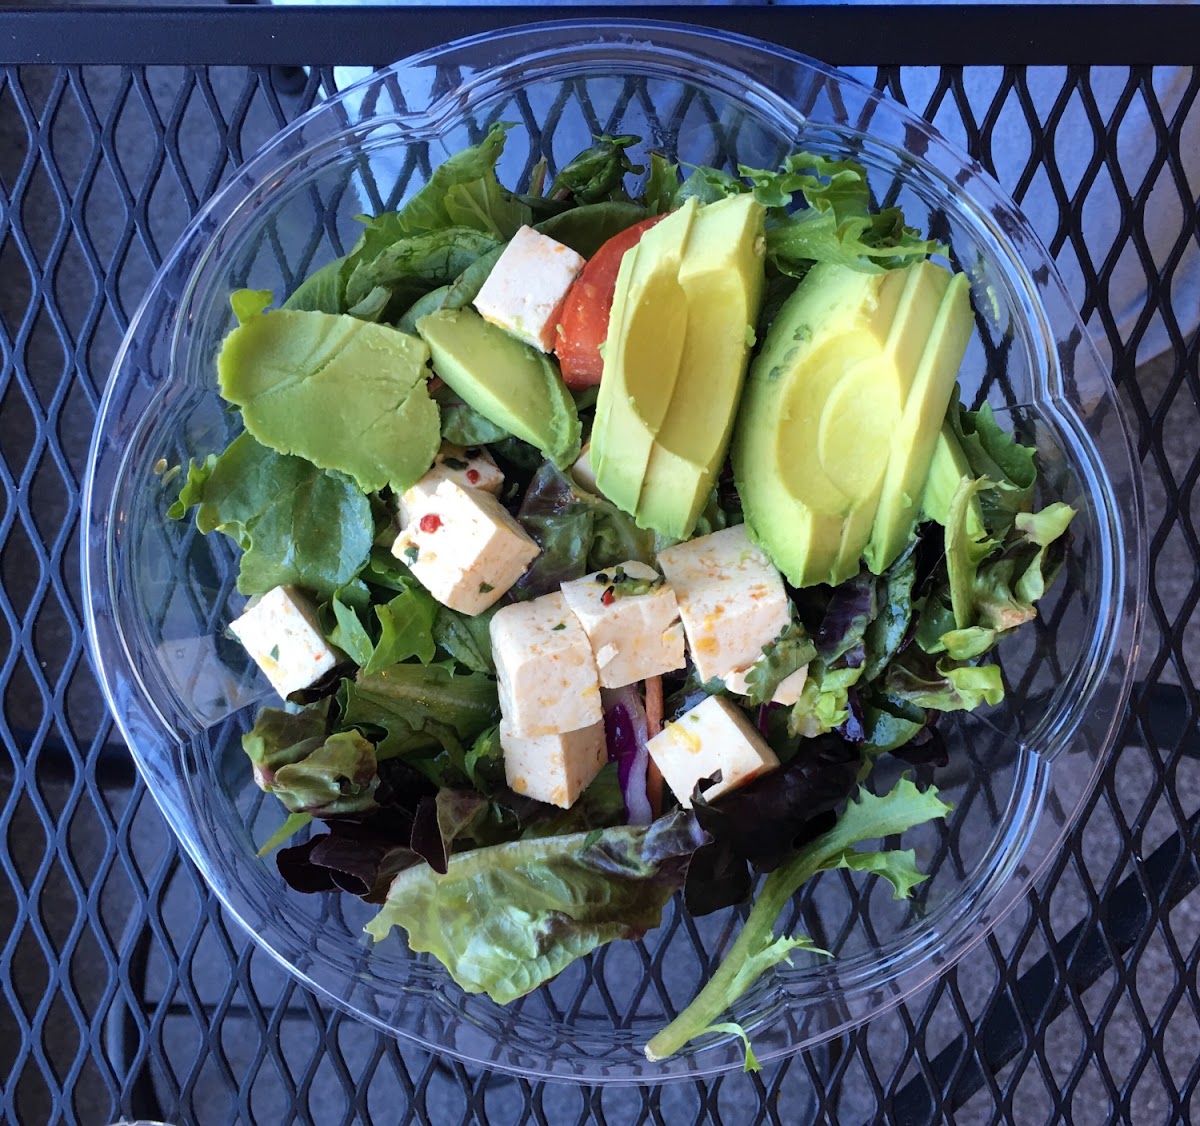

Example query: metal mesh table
[1,6,1197,1123]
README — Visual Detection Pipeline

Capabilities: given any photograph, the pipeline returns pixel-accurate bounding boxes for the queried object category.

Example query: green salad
[170,126,1074,1066]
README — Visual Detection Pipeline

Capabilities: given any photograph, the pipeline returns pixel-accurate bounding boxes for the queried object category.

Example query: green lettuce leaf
[282,257,350,314]
[217,300,439,494]
[742,621,817,707]
[644,778,951,1062]
[533,200,650,257]
[971,503,1076,632]
[642,153,679,214]
[242,698,332,789]
[268,731,380,816]
[364,811,707,1004]
[789,661,863,738]
[746,152,942,275]
[396,284,451,336]
[862,542,918,681]
[946,477,1001,628]
[339,662,499,778]
[344,226,499,313]
[368,582,439,673]
[443,179,530,241]
[370,122,529,241]
[441,243,506,312]
[170,432,373,600]
[704,1022,765,1073]
[255,811,313,857]
[946,393,1037,537]
[242,702,380,816]
[944,470,1075,638]
[939,626,998,660]
[546,134,642,204]
[861,695,928,757]
[462,724,504,792]
[327,596,374,667]
[674,165,747,206]
[884,653,1005,710]
[432,605,497,674]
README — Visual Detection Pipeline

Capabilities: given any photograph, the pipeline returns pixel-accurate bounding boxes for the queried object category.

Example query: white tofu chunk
[391,479,539,615]
[501,719,607,809]
[721,663,809,705]
[560,561,686,688]
[656,525,791,684]
[228,585,342,698]
[397,442,504,527]
[490,591,603,737]
[472,225,586,352]
[569,442,599,494]
[646,695,780,809]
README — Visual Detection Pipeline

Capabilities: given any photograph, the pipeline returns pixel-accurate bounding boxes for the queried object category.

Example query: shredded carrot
[644,676,664,817]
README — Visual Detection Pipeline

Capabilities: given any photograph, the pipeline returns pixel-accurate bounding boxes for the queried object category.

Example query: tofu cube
[560,561,686,688]
[397,442,504,527]
[490,591,603,738]
[391,479,539,615]
[228,585,342,698]
[473,225,585,352]
[647,695,780,808]
[721,663,809,705]
[656,525,791,684]
[501,719,607,809]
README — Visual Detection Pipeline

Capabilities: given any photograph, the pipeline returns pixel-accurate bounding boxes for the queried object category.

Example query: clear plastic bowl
[82,20,1144,1081]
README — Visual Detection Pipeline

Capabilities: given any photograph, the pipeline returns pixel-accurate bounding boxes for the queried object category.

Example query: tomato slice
[554,214,667,388]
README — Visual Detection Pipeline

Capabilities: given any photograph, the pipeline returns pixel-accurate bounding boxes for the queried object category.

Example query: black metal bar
[1,5,1199,67]
[888,688,1200,1121]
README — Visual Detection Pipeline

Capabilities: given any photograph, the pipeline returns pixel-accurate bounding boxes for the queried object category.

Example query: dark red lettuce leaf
[815,572,878,669]
[410,789,489,874]
[698,734,862,868]
[277,813,420,902]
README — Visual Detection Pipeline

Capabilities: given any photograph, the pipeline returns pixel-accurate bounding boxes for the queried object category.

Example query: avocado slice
[732,260,972,588]
[863,268,973,572]
[591,194,766,539]
[417,307,581,468]
[590,199,697,520]
[921,422,986,538]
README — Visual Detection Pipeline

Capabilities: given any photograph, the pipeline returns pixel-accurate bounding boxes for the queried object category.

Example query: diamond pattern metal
[0,24,1197,1125]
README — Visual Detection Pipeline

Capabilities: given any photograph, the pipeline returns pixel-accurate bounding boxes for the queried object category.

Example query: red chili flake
[465,468,481,484]
[601,586,615,606]
[419,513,442,533]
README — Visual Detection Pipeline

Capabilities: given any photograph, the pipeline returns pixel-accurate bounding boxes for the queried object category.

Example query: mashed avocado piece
[590,194,766,539]
[218,296,438,493]
[732,260,973,588]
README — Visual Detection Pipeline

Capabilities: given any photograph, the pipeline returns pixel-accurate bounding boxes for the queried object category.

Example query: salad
[170,125,1074,1066]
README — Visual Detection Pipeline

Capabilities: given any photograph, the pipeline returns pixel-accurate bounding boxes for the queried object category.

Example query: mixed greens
[170,126,1074,1066]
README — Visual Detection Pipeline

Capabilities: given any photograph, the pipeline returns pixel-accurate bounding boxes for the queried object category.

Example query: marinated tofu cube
[560,561,686,688]
[656,525,791,684]
[228,585,342,698]
[473,225,586,352]
[721,663,809,705]
[500,719,607,809]
[646,695,780,808]
[391,479,539,615]
[490,591,603,738]
[397,442,504,527]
